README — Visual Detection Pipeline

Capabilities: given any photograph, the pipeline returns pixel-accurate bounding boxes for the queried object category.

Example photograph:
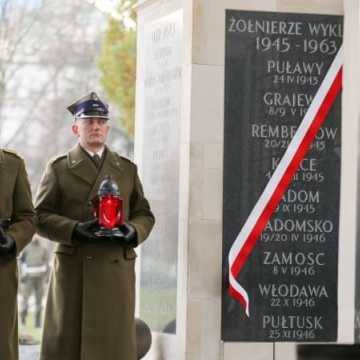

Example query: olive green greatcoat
[35,144,155,360]
[0,149,35,360]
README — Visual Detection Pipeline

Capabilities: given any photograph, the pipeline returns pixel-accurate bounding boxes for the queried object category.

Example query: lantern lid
[98,175,121,197]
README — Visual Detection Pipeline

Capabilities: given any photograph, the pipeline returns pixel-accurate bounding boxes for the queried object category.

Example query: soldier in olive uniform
[20,234,49,328]
[35,92,155,360]
[0,148,35,360]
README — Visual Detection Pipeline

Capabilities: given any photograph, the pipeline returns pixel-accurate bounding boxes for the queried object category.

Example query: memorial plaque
[139,10,183,334]
[222,10,342,342]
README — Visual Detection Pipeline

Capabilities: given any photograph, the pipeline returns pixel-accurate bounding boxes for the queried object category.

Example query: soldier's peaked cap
[67,92,109,120]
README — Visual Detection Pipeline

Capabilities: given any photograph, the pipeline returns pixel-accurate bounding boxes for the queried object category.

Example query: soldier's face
[72,117,110,148]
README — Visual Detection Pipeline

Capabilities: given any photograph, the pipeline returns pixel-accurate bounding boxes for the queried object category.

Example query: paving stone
[19,345,40,360]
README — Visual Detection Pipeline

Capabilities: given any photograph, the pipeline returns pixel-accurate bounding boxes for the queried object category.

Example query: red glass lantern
[93,176,125,237]
[98,194,123,229]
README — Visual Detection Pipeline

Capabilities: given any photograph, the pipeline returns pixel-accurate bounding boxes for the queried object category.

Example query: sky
[0,0,42,8]
[85,0,136,28]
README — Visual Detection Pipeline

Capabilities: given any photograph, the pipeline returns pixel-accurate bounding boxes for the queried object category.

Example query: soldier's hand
[72,219,99,242]
[0,227,16,258]
[118,223,137,247]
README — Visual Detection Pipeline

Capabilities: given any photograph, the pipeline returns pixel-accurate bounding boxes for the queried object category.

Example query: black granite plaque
[222,10,342,342]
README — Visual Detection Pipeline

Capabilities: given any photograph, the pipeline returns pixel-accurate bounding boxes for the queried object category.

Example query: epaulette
[118,155,134,165]
[3,148,21,159]
[50,153,67,164]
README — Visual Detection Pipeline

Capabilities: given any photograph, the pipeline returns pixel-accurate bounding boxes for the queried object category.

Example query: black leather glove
[72,219,99,242]
[0,227,16,259]
[118,223,137,247]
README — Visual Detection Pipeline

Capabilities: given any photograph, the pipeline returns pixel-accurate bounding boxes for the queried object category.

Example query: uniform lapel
[86,147,125,202]
[67,144,97,186]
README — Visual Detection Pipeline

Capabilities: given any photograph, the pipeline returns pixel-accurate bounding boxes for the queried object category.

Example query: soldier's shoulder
[3,148,22,159]
[2,148,24,164]
[113,152,136,168]
[48,153,67,167]
[119,155,135,166]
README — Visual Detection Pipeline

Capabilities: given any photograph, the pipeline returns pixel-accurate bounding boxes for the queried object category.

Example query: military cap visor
[67,92,109,120]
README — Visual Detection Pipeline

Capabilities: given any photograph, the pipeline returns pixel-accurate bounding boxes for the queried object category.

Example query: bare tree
[0,0,43,133]
[1,0,133,191]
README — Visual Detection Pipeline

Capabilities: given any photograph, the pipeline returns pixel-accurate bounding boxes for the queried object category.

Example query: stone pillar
[135,1,360,359]
[135,1,183,359]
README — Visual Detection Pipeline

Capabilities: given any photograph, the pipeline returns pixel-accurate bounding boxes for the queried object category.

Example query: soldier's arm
[127,167,155,245]
[35,162,77,244]
[7,159,36,254]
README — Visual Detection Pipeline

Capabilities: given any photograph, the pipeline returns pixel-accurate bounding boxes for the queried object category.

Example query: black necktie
[92,154,101,168]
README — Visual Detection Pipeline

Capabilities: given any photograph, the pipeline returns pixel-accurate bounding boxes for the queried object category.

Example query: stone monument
[135,1,360,359]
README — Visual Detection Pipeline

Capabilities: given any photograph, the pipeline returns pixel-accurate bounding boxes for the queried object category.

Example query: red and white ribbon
[228,45,344,317]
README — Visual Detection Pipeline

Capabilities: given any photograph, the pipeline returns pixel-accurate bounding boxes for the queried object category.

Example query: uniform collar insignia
[107,149,124,172]
[68,144,86,168]
[67,144,97,186]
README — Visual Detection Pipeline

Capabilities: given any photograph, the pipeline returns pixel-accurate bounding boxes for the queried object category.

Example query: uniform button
[86,256,93,260]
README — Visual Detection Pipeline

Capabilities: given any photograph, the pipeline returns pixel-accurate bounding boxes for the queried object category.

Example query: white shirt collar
[84,146,105,158]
